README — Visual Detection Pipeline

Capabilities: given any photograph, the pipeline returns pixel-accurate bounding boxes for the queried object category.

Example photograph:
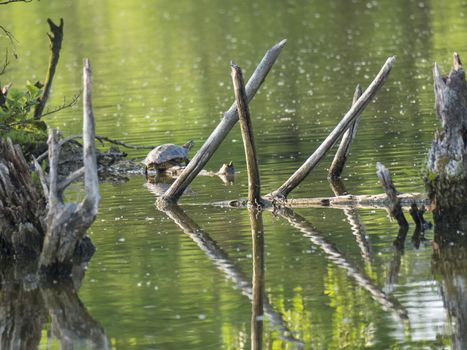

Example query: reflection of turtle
[143,140,194,175]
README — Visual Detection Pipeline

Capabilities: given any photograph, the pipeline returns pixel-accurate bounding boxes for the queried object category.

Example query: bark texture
[426,53,467,243]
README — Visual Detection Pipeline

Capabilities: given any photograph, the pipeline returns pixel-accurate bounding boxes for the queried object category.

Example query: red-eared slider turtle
[143,140,194,175]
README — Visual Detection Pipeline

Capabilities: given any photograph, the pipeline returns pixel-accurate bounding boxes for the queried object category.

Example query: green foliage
[0,81,42,125]
[0,81,47,158]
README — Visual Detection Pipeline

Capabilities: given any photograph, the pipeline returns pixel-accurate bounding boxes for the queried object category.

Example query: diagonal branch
[271,57,396,200]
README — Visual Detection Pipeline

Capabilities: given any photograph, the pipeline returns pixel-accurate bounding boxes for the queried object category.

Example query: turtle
[143,140,194,175]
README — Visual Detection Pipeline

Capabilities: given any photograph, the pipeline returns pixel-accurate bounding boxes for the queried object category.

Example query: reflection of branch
[159,204,303,345]
[249,208,264,350]
[278,207,410,323]
[329,179,372,263]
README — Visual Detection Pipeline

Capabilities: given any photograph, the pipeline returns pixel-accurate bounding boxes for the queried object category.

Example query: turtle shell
[143,143,189,170]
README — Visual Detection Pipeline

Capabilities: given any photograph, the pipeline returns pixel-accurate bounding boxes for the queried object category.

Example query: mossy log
[426,53,467,244]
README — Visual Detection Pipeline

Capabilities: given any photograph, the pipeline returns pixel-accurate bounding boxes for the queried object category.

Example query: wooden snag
[231,62,262,207]
[376,162,409,229]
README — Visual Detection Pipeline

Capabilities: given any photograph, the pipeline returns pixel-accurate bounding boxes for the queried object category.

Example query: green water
[2,0,467,349]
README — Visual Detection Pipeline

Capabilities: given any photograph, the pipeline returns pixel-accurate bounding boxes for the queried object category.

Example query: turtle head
[183,140,194,150]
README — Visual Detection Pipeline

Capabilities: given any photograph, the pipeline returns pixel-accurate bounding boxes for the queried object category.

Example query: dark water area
[1,0,467,348]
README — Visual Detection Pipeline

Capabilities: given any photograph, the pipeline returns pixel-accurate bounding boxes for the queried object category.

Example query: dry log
[231,63,262,207]
[328,85,363,179]
[34,18,64,119]
[39,59,99,272]
[270,57,396,201]
[160,39,287,204]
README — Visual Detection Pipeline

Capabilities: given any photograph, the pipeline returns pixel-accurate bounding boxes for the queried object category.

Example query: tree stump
[426,53,467,244]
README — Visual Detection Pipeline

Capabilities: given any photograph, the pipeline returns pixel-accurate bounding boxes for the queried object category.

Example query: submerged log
[160,39,287,204]
[426,53,467,244]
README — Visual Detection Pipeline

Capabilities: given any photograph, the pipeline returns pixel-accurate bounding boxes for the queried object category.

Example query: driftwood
[37,59,99,273]
[231,63,262,207]
[328,85,363,179]
[270,57,396,200]
[160,39,287,204]
[34,18,64,119]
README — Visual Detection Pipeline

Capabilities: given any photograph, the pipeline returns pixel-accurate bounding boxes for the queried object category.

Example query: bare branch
[0,0,33,4]
[0,49,9,75]
[58,166,85,193]
[34,18,64,119]
[40,92,80,117]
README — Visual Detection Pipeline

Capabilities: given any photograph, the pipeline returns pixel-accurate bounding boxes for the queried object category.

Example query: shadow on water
[0,259,109,349]
[158,203,304,347]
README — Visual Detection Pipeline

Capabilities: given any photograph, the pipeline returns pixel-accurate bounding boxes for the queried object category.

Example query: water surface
[1,0,467,348]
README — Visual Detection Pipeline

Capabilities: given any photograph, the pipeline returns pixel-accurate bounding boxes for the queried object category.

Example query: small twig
[40,92,81,117]
[0,49,9,75]
[34,18,64,119]
[0,0,33,4]
[95,135,158,150]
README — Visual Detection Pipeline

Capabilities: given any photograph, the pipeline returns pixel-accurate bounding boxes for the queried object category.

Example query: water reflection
[249,208,264,350]
[0,260,109,350]
[158,203,303,346]
[432,246,467,350]
[278,207,410,324]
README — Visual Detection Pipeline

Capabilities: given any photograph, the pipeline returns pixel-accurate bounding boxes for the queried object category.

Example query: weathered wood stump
[426,53,467,244]
[0,59,99,277]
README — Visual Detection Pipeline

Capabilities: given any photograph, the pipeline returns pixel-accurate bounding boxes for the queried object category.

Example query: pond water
[2,0,467,349]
